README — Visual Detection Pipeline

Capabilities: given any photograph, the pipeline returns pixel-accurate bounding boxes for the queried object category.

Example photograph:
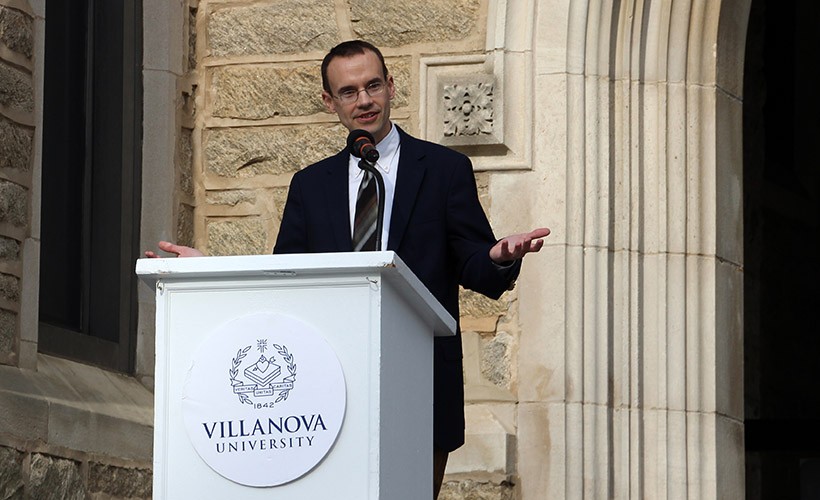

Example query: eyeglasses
[332,81,386,105]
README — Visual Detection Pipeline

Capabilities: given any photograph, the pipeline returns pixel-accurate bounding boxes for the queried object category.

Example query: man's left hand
[490,227,551,264]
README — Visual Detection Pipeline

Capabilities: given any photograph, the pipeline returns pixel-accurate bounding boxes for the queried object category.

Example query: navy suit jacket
[274,127,520,451]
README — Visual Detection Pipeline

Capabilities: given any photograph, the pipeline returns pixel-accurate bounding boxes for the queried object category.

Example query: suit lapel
[388,128,427,251]
[323,150,353,252]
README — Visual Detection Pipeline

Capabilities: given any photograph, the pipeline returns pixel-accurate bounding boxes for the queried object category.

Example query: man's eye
[339,90,357,99]
[367,82,383,92]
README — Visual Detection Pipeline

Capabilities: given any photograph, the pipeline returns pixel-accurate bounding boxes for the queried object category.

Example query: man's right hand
[144,241,204,258]
[489,227,550,264]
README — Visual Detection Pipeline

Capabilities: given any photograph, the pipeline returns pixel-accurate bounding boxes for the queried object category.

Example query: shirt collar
[349,123,400,179]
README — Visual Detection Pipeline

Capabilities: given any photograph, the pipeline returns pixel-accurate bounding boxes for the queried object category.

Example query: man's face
[322,50,395,144]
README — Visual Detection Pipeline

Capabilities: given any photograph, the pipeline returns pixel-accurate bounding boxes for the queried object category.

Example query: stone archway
[516,0,752,497]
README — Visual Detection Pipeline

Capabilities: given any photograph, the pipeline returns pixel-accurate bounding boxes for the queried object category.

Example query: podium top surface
[136,251,456,336]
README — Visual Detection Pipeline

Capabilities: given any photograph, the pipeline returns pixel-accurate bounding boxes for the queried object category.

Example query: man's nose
[357,89,374,106]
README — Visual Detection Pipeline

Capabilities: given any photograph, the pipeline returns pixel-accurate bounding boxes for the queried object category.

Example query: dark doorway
[743,0,820,498]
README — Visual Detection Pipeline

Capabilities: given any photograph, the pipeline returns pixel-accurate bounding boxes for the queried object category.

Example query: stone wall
[0,446,152,500]
[186,0,523,494]
[0,2,32,368]
[0,351,154,499]
[190,0,487,257]
[0,1,156,498]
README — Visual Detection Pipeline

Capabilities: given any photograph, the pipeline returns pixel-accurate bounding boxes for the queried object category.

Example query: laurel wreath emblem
[273,344,297,403]
[229,346,253,405]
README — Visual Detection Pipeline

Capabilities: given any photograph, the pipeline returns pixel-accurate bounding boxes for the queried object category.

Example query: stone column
[518,0,749,498]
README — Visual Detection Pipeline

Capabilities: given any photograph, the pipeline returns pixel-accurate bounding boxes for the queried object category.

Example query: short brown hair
[321,40,389,93]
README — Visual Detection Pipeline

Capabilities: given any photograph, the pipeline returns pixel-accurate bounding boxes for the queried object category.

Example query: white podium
[136,252,455,499]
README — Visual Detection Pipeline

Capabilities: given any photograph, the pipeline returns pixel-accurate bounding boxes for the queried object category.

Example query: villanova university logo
[182,312,346,487]
[229,339,297,407]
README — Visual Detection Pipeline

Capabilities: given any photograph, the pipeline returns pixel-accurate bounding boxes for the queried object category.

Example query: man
[149,40,549,498]
[274,40,548,498]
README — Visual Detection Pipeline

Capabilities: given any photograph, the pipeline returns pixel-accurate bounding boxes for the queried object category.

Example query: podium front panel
[151,270,434,499]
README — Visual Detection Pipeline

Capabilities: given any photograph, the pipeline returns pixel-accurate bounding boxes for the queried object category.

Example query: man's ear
[386,75,395,100]
[322,91,336,113]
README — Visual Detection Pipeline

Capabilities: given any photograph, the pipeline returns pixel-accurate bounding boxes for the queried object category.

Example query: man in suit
[149,40,548,498]
[275,40,549,498]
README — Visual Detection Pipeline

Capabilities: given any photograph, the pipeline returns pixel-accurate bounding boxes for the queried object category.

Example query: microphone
[346,129,380,164]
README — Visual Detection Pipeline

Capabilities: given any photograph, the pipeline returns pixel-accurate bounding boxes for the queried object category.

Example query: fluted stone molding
[518,0,750,498]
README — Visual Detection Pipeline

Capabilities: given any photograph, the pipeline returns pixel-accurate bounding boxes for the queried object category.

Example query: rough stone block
[386,57,411,109]
[211,63,325,119]
[0,273,20,302]
[179,128,194,196]
[88,463,152,499]
[206,190,256,207]
[439,478,514,500]
[0,61,32,113]
[461,315,499,333]
[0,116,33,172]
[218,56,412,111]
[0,308,16,356]
[0,180,26,227]
[176,203,194,248]
[0,6,33,58]
[28,454,85,500]
[181,83,197,122]
[459,287,510,318]
[481,331,513,388]
[187,5,197,71]
[270,186,289,223]
[474,172,490,208]
[207,1,338,58]
[350,0,480,47]
[0,236,20,260]
[206,218,268,256]
[204,123,347,179]
[0,446,24,499]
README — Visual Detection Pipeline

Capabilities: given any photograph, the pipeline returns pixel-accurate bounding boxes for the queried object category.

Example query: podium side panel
[378,280,435,499]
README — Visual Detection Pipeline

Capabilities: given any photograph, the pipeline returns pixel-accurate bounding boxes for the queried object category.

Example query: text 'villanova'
[202,415,328,439]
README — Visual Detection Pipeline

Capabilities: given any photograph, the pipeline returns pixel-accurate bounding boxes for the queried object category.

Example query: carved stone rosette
[435,74,503,148]
[443,82,494,138]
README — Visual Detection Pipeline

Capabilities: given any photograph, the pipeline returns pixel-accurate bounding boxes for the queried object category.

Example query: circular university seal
[181,313,347,487]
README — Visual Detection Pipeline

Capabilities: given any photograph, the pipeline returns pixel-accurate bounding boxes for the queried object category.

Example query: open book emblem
[228,339,297,406]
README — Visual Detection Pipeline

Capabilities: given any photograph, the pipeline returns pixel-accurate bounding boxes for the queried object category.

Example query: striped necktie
[352,171,378,251]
